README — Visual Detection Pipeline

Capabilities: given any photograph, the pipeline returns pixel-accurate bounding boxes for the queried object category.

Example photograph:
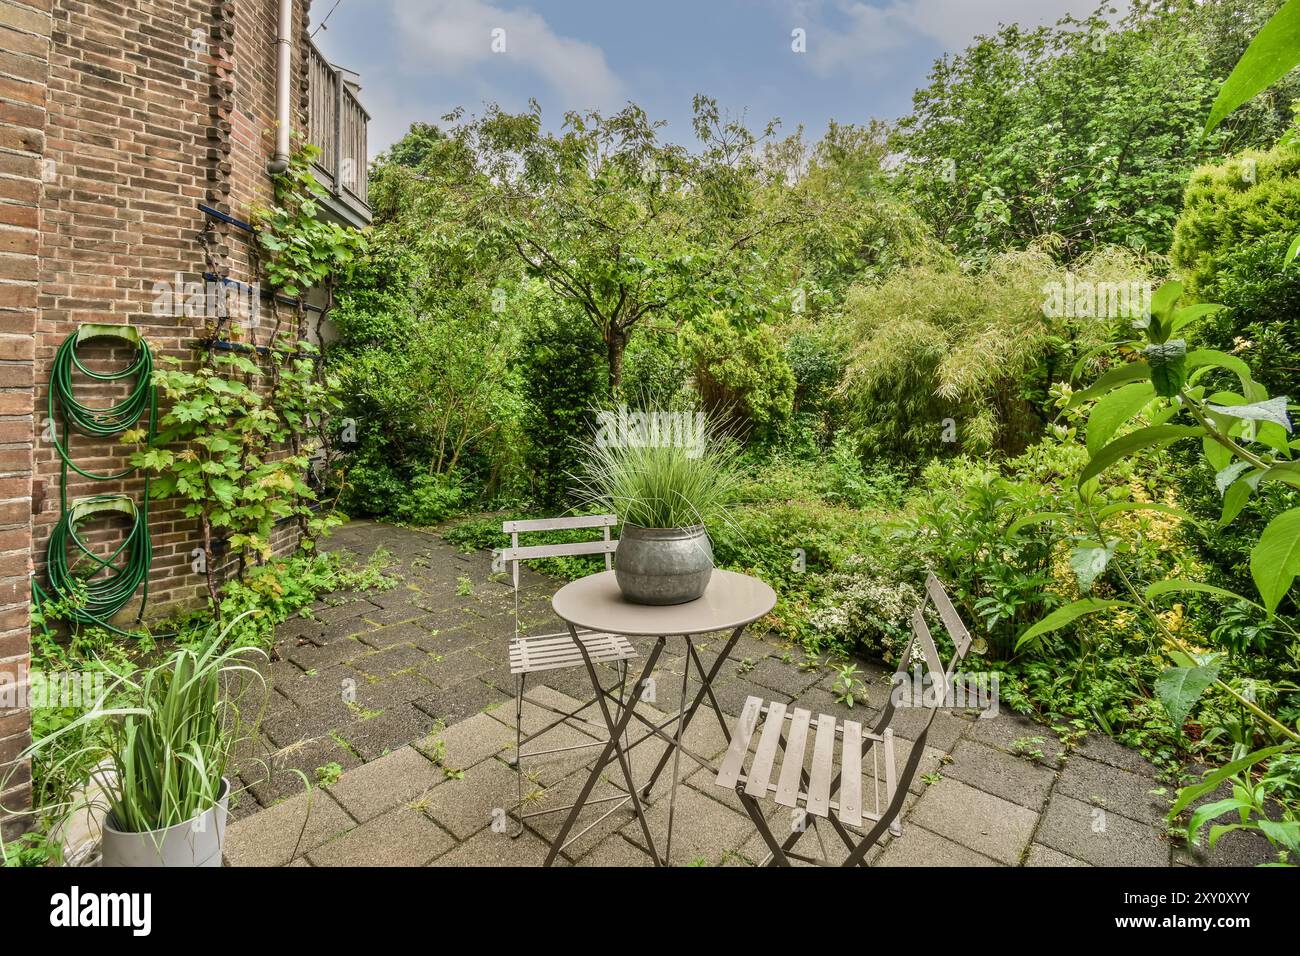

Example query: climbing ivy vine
[131,144,365,617]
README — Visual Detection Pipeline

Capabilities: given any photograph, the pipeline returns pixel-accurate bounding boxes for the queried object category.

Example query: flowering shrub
[807,557,921,662]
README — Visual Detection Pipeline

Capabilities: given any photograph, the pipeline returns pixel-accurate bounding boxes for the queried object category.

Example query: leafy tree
[838,246,1152,458]
[382,121,445,169]
[893,0,1298,261]
[458,98,797,392]
[517,295,606,507]
[1171,140,1300,392]
[761,120,937,310]
[684,310,795,438]
[331,122,527,512]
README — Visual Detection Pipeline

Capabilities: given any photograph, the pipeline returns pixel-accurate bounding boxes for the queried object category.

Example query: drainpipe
[266,0,293,174]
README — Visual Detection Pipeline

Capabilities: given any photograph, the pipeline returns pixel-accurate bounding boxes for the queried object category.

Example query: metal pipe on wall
[266,0,293,174]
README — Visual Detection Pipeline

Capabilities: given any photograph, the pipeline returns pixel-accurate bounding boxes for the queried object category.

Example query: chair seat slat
[774,708,812,807]
[805,713,838,819]
[716,696,764,790]
[510,632,636,674]
[744,701,787,799]
[838,720,863,827]
[883,728,897,807]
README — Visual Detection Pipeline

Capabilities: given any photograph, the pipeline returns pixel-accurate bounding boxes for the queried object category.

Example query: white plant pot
[100,777,230,867]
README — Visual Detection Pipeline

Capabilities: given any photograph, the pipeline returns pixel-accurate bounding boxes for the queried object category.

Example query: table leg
[640,625,746,802]
[664,637,691,864]
[686,639,731,740]
[542,629,665,867]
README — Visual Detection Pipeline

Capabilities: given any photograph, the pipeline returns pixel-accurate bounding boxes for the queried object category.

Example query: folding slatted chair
[715,573,975,866]
[497,515,638,841]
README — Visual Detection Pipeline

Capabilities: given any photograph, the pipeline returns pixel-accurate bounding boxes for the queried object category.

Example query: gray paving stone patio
[223,519,1268,867]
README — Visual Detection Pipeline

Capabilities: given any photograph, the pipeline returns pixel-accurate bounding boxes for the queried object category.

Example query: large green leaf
[1259,462,1300,491]
[1169,745,1292,818]
[1069,361,1150,407]
[1144,579,1256,607]
[1205,0,1300,133]
[1079,425,1201,486]
[1070,541,1116,594]
[1095,500,1196,525]
[1258,820,1300,853]
[1186,349,1257,395]
[1151,280,1183,316]
[1086,381,1156,454]
[1170,303,1225,334]
[1145,340,1187,397]
[1205,396,1293,433]
[1251,507,1300,613]
[1219,479,1252,529]
[1155,663,1221,731]
[1016,598,1129,650]
[1006,511,1068,536]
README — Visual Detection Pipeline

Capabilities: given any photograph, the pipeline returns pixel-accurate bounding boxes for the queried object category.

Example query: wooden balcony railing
[305,38,371,225]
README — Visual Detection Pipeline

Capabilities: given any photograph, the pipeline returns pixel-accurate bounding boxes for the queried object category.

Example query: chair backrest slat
[912,608,946,690]
[499,514,620,644]
[926,572,972,661]
[882,728,897,811]
[498,539,618,563]
[873,572,973,738]
[502,515,617,533]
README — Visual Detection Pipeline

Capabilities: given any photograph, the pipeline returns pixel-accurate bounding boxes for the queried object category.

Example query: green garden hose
[36,496,152,635]
[37,325,157,635]
[47,324,155,488]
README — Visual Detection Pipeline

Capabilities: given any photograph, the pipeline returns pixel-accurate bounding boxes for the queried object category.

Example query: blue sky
[311,0,1115,158]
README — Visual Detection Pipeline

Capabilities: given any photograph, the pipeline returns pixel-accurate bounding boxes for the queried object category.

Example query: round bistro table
[546,569,776,866]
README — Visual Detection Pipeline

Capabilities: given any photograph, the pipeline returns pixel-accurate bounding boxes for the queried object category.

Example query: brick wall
[1,0,315,832]
[33,0,310,616]
[0,0,49,840]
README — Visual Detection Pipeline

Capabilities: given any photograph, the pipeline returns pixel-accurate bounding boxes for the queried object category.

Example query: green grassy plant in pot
[14,614,268,867]
[575,410,740,605]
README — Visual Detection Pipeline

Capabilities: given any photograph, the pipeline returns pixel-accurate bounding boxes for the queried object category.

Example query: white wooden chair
[715,573,974,866]
[496,515,638,841]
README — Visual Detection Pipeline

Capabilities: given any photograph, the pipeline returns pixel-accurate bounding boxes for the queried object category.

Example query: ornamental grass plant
[7,613,268,836]
[572,409,742,531]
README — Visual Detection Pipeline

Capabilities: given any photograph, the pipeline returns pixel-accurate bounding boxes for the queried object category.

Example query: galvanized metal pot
[100,777,230,867]
[615,523,713,605]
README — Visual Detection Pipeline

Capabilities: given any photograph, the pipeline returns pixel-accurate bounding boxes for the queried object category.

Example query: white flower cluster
[809,557,921,661]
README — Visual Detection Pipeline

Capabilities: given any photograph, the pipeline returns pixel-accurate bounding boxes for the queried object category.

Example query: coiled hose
[36,326,157,636]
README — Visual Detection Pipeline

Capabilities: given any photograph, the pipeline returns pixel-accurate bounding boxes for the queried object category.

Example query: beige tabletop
[551,569,776,637]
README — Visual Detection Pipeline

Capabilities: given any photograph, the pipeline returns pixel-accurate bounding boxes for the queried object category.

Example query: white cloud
[391,0,623,107]
[785,0,1129,77]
